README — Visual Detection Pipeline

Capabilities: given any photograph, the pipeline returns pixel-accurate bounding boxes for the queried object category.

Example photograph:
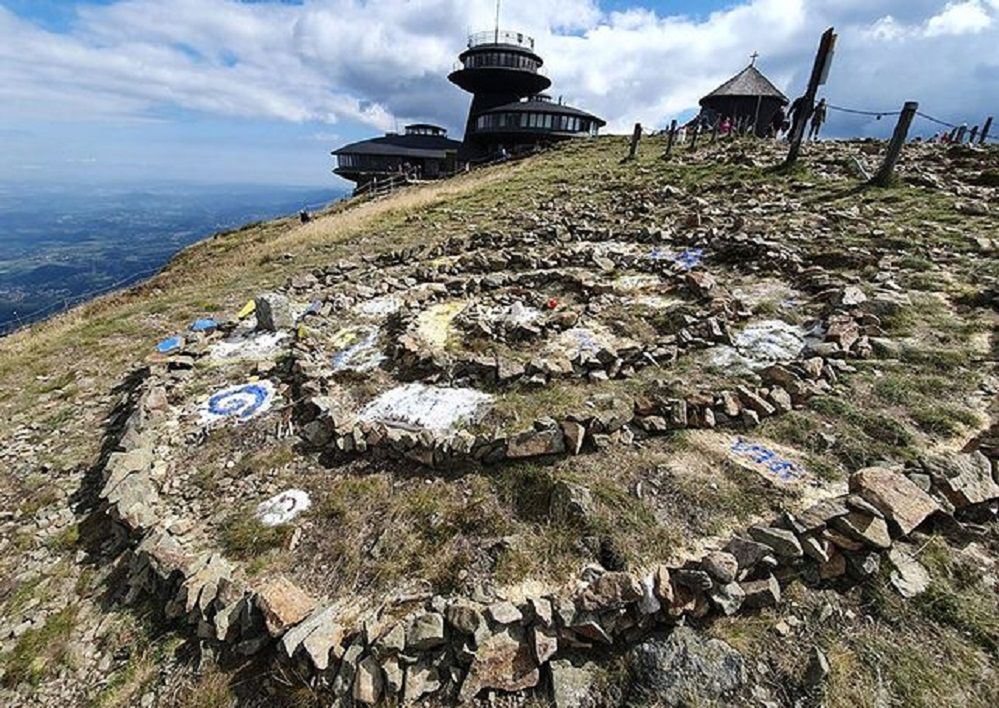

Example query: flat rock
[702,551,739,583]
[255,292,294,331]
[851,466,940,535]
[921,452,999,509]
[550,659,598,708]
[407,612,446,650]
[795,497,850,532]
[301,613,345,671]
[888,546,931,598]
[626,627,745,705]
[507,428,566,458]
[353,655,384,705]
[256,576,316,636]
[549,481,593,522]
[724,537,774,569]
[459,627,540,701]
[741,575,781,609]
[578,571,643,612]
[488,600,523,625]
[748,526,803,558]
[831,511,892,549]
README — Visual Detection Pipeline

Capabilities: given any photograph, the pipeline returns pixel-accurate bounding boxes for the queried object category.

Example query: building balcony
[467,30,535,50]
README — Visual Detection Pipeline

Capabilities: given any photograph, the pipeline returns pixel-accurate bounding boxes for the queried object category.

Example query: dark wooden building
[699,62,788,137]
[332,124,461,190]
[331,29,604,187]
[449,30,605,160]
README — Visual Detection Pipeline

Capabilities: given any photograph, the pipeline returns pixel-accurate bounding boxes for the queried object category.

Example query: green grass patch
[1,606,78,686]
[220,512,294,560]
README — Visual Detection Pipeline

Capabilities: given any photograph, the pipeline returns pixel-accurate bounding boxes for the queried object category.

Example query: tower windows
[462,51,539,72]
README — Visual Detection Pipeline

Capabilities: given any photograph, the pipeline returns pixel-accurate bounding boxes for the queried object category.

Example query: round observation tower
[448,29,551,130]
[449,30,604,159]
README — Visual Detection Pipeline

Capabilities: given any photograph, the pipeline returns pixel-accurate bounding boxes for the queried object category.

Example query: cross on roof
[750,51,759,66]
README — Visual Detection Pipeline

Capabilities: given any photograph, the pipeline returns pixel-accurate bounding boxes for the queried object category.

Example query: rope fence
[0,263,165,337]
[827,101,993,136]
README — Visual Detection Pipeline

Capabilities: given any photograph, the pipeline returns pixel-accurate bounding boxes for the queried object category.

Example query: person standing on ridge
[787,95,808,141]
[769,105,786,138]
[808,98,828,140]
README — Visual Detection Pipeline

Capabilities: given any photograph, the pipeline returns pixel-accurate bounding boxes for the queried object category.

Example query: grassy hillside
[1,135,997,707]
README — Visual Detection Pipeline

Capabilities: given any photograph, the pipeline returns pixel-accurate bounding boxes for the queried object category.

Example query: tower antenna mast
[495,0,501,43]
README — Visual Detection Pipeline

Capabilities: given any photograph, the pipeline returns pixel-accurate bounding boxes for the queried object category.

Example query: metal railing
[467,29,534,49]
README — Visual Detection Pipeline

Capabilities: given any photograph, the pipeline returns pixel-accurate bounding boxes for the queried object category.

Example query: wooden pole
[785,27,836,168]
[689,123,701,151]
[955,124,967,143]
[711,122,719,144]
[969,126,979,143]
[870,101,918,187]
[663,119,677,159]
[980,116,993,144]
[627,122,642,160]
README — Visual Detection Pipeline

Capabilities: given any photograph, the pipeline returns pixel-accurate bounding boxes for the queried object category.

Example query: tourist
[808,99,828,140]
[719,116,732,135]
[769,106,786,138]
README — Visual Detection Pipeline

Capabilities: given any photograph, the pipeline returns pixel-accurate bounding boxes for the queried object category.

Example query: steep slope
[1,136,997,707]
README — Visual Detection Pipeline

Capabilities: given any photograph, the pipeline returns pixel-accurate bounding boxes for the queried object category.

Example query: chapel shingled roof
[700,64,788,104]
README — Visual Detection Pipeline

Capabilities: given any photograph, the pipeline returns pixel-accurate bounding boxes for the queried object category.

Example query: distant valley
[0,182,344,333]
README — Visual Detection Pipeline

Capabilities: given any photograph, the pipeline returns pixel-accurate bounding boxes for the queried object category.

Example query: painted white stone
[614,274,661,292]
[332,327,385,372]
[356,295,402,318]
[708,319,812,371]
[359,383,492,432]
[209,331,289,362]
[487,301,541,327]
[256,489,312,526]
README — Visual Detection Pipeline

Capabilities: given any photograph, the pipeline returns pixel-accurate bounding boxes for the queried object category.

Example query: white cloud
[925,0,992,36]
[0,0,996,149]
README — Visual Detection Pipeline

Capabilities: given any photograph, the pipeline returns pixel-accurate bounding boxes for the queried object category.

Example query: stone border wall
[91,315,999,706]
[87,224,999,704]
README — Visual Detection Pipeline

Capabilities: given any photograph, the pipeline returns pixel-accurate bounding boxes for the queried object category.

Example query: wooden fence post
[627,123,642,160]
[689,123,701,151]
[980,116,993,144]
[955,125,967,143]
[969,126,979,143]
[870,101,918,187]
[663,119,678,159]
[785,27,837,168]
[711,123,719,144]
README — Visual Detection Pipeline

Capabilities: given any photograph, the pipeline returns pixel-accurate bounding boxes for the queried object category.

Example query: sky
[0,0,996,187]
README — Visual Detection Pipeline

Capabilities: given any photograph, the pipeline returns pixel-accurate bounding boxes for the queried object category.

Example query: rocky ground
[0,135,997,707]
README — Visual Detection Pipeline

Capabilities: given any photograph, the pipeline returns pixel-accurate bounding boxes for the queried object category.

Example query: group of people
[397,161,424,180]
[769,97,827,141]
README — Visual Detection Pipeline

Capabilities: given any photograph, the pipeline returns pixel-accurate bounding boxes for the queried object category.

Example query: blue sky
[0,1,996,187]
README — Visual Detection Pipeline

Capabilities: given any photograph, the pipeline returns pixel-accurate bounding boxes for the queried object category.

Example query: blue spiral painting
[202,381,274,423]
[731,437,805,482]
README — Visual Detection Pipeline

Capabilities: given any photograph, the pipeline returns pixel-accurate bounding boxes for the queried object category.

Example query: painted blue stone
[190,318,218,332]
[675,248,704,270]
[647,247,704,270]
[156,336,183,354]
[208,383,270,419]
[731,437,805,482]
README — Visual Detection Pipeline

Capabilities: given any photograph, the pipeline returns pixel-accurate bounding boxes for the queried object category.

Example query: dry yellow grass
[0,154,534,475]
